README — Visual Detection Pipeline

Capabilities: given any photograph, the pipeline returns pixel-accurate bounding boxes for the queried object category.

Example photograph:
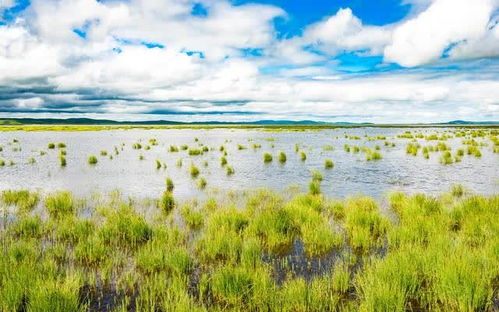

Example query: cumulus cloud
[0,0,498,122]
[384,0,496,66]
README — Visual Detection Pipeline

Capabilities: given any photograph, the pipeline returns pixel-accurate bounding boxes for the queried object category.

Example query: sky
[0,0,498,123]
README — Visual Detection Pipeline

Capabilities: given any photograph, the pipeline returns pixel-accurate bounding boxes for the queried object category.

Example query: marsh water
[0,127,497,200]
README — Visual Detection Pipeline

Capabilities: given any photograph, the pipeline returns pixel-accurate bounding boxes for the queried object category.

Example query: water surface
[0,127,497,200]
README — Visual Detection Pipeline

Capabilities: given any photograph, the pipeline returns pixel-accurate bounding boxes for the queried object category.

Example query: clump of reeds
[440,151,453,165]
[278,151,287,163]
[220,156,228,166]
[88,155,98,165]
[190,163,200,178]
[263,152,272,163]
[160,191,175,215]
[300,151,307,161]
[198,177,207,189]
[226,165,235,175]
[188,148,202,156]
[325,159,334,169]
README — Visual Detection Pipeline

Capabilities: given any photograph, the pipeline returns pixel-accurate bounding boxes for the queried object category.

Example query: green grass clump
[451,184,464,197]
[406,143,419,156]
[278,151,287,163]
[100,150,107,156]
[87,155,98,165]
[181,205,204,229]
[190,164,200,178]
[300,151,306,161]
[198,177,207,189]
[160,191,175,215]
[309,180,321,195]
[440,151,453,165]
[0,159,4,166]
[1,190,39,214]
[188,148,203,156]
[366,150,382,161]
[45,191,75,219]
[136,241,191,275]
[48,142,55,149]
[226,165,235,175]
[155,159,162,169]
[169,145,179,152]
[57,142,66,148]
[98,204,152,247]
[324,159,334,169]
[263,152,272,163]
[220,156,228,166]
[166,177,174,192]
[311,169,323,182]
[59,154,66,167]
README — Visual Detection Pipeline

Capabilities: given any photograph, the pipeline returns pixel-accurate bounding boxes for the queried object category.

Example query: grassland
[1,186,498,311]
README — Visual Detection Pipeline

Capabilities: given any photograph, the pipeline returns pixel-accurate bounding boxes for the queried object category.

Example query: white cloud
[302,8,393,55]
[0,0,498,122]
[384,0,495,66]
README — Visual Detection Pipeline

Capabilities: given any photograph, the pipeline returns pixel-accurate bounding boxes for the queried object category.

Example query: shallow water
[0,127,497,200]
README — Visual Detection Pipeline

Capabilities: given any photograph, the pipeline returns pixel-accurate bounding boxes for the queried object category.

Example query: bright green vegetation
[220,156,228,166]
[278,151,287,163]
[198,177,207,189]
[190,163,200,178]
[2,188,495,311]
[47,142,55,149]
[166,177,174,192]
[324,159,334,169]
[226,165,235,175]
[100,150,107,156]
[188,148,203,156]
[365,149,382,161]
[59,154,67,167]
[263,152,273,163]
[300,151,307,161]
[87,155,98,165]
[57,142,67,148]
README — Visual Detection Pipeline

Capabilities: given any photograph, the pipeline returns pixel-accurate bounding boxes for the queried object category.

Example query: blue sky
[0,0,498,122]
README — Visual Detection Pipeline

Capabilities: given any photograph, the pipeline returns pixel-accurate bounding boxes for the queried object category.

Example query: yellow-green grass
[0,188,498,311]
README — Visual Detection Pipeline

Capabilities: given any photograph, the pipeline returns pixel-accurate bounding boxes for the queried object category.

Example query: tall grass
[1,186,498,311]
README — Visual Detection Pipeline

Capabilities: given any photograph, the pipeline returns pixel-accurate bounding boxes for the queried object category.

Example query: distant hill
[0,118,497,126]
[446,120,499,125]
[0,118,374,126]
